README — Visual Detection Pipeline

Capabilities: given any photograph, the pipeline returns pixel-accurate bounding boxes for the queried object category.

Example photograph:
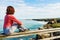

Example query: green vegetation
[52,23,60,28]
[32,18,60,28]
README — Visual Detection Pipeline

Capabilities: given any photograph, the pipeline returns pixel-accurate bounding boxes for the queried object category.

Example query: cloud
[0,0,60,19]
[0,6,6,19]
[14,1,60,19]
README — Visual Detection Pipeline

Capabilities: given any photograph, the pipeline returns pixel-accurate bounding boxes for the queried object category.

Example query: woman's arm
[10,15,22,25]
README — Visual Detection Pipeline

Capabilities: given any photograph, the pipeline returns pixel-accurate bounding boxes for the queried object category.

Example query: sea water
[0,19,46,40]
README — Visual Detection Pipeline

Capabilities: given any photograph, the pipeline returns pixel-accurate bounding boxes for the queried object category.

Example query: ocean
[0,19,46,40]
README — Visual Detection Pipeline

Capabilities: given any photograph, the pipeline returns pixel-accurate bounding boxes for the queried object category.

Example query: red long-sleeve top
[3,14,22,28]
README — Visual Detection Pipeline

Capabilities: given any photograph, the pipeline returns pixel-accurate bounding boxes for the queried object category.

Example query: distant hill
[32,18,60,23]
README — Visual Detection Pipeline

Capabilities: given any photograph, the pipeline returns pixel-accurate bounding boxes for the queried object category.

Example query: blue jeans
[3,25,27,35]
[3,25,18,35]
[3,27,11,35]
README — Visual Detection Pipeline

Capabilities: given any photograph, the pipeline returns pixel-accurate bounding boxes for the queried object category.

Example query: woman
[3,6,25,35]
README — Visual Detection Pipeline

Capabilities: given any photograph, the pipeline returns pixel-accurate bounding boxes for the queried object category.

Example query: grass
[51,23,60,28]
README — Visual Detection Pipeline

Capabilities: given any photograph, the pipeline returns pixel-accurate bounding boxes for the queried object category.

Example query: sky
[0,0,60,19]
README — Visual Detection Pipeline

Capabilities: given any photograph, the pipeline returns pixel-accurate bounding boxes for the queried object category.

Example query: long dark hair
[6,6,15,15]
